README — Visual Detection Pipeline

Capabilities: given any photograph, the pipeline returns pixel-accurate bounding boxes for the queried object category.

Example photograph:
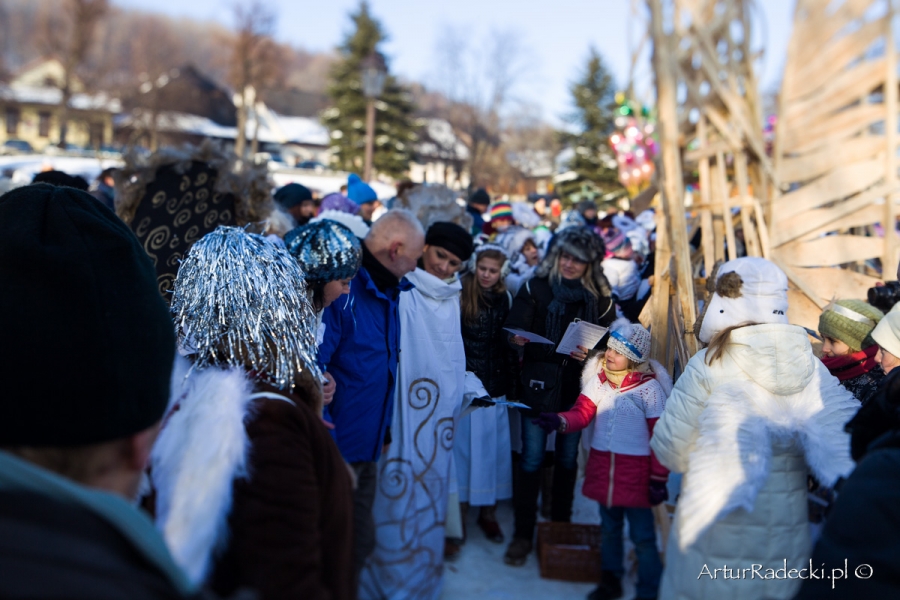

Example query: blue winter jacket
[318,265,413,463]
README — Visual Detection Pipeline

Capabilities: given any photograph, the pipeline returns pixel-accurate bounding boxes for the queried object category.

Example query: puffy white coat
[601,256,640,301]
[650,324,857,600]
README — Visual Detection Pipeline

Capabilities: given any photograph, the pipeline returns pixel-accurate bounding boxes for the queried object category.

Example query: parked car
[1,139,34,155]
[296,160,327,172]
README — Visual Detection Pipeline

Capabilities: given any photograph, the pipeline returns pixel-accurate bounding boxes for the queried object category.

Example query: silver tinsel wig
[170,226,322,390]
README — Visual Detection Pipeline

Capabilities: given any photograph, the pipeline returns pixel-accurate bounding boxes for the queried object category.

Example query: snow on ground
[443,478,639,600]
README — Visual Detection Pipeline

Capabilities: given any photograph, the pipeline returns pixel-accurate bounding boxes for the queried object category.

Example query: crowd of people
[2,158,900,600]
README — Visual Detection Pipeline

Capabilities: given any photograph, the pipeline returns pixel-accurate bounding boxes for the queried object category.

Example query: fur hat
[536,226,611,297]
[468,242,511,278]
[696,257,789,344]
[114,140,273,299]
[395,183,473,232]
[608,321,652,364]
[285,219,362,285]
[818,300,883,352]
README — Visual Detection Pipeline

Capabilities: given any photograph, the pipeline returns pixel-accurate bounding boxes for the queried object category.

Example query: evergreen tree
[323,2,417,179]
[558,47,621,201]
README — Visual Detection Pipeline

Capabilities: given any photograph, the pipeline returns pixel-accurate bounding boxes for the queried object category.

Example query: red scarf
[821,345,879,381]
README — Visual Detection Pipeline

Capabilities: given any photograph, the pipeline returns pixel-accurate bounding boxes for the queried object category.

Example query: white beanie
[698,257,790,344]
[872,310,900,359]
[608,321,652,363]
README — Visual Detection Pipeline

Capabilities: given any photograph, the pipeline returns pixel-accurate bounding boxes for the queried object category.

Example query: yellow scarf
[602,358,651,387]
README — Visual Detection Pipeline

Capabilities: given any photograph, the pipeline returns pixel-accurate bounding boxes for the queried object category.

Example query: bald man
[316,209,425,580]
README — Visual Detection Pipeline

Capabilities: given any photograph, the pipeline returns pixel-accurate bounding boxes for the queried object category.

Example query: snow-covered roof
[0,154,122,185]
[416,118,468,161]
[0,84,121,113]
[116,109,329,147]
[506,149,555,178]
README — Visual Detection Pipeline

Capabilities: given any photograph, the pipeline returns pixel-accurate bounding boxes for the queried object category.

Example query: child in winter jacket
[534,322,670,600]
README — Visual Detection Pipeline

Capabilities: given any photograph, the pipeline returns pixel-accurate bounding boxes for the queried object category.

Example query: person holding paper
[502,226,616,566]
[533,322,670,600]
[456,244,519,547]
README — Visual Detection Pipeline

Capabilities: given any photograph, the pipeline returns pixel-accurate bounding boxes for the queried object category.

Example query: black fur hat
[536,226,611,296]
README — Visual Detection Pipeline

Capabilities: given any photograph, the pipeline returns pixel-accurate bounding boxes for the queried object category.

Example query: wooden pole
[885,1,899,279]
[363,98,376,181]
[735,151,761,257]
[715,152,739,261]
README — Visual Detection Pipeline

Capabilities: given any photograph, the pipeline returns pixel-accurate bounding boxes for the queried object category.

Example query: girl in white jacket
[650,257,858,600]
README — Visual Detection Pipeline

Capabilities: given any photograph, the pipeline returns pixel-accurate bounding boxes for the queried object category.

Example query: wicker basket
[536,522,602,583]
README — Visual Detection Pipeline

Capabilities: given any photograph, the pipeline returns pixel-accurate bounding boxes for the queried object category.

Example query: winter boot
[477,504,504,543]
[551,465,578,523]
[586,570,623,600]
[539,466,553,519]
[503,537,533,566]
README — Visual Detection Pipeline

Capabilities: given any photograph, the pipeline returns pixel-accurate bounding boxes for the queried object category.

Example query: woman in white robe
[359,222,472,600]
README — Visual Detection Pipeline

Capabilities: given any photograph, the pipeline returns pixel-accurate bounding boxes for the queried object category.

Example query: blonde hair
[704,323,758,365]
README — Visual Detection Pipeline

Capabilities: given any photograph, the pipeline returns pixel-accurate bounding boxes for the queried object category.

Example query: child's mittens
[532,412,563,433]
[648,479,668,506]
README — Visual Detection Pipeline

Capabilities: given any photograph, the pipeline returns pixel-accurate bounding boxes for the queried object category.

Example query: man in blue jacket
[318,208,425,580]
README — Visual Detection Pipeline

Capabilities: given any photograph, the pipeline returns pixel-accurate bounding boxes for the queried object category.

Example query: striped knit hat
[489,201,513,222]
[818,299,883,352]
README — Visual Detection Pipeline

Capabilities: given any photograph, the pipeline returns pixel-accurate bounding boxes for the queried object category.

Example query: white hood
[724,324,816,396]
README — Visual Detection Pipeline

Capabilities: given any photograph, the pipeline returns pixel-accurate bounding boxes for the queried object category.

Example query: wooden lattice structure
[643,0,899,364]
[643,0,773,367]
[772,0,898,330]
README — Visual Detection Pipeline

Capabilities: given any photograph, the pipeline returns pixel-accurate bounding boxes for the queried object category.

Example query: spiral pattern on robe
[408,378,438,410]
[378,458,412,500]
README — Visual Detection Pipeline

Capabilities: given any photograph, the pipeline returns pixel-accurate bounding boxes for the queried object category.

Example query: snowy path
[443,478,639,599]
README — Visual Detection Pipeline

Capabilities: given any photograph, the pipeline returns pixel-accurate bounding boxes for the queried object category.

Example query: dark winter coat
[842,368,885,404]
[461,289,518,398]
[504,276,615,415]
[0,452,195,600]
[794,429,900,599]
[208,383,354,600]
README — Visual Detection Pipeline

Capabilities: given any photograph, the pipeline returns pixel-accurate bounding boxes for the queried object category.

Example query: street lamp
[361,52,387,182]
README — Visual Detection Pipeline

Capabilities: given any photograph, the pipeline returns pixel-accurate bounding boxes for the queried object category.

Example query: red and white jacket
[559,356,672,508]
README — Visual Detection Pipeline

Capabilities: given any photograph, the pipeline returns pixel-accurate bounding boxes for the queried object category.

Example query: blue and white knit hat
[608,321,651,364]
[284,219,362,285]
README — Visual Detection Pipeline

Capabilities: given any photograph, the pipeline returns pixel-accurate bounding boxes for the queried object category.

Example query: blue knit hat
[347,173,378,204]
[285,219,362,285]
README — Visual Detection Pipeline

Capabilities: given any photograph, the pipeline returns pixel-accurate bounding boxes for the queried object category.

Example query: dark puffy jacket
[0,493,193,600]
[461,289,518,398]
[504,276,615,415]
[794,429,900,599]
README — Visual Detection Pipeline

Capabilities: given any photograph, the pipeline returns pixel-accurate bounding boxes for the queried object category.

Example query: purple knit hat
[318,193,359,215]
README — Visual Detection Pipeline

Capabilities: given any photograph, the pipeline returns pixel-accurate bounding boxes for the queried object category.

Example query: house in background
[0,58,121,151]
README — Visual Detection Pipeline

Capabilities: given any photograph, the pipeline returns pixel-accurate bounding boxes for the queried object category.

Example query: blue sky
[116,0,794,126]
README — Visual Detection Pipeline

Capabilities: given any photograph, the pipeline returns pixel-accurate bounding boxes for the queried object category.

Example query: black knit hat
[426,221,474,262]
[274,183,314,209]
[469,188,490,207]
[0,184,175,446]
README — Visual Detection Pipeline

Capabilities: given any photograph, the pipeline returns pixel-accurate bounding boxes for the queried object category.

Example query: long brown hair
[461,249,507,325]
[704,322,759,365]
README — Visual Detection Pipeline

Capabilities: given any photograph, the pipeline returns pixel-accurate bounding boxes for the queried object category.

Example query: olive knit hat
[818,299,883,352]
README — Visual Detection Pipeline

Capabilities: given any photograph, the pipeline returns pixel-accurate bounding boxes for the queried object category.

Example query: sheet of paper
[487,398,531,410]
[555,320,609,355]
[503,327,554,345]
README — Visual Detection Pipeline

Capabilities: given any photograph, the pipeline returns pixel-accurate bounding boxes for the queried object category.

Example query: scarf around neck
[546,277,599,344]
[361,241,400,293]
[821,345,879,382]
